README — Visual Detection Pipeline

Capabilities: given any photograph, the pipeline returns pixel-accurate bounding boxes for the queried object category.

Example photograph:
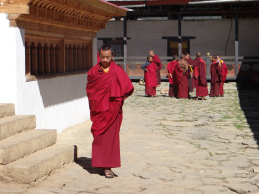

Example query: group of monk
[86,44,228,179]
[141,51,228,100]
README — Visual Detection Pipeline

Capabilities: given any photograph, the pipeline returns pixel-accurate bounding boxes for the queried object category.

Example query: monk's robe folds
[153,55,162,86]
[194,57,208,97]
[86,61,134,168]
[210,61,222,97]
[167,61,178,97]
[220,61,228,95]
[144,62,158,96]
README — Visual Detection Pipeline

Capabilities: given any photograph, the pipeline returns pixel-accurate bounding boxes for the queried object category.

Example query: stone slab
[4,144,74,184]
[0,115,36,140]
[0,129,57,165]
[0,104,15,119]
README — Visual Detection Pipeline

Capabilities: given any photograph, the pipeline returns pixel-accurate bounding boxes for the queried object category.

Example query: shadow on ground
[236,79,259,147]
[75,157,103,175]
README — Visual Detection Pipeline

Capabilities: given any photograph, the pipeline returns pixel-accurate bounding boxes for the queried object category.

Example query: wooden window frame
[25,35,92,81]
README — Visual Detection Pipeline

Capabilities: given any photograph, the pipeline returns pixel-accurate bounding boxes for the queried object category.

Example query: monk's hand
[195,76,198,79]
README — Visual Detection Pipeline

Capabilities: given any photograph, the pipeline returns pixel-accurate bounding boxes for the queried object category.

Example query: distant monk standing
[193,52,208,100]
[210,56,222,97]
[217,55,228,97]
[141,55,158,97]
[176,54,189,99]
[185,53,194,94]
[86,44,134,178]
[167,55,178,97]
[149,50,162,86]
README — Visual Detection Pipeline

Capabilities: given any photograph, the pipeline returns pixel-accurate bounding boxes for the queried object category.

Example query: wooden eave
[0,0,127,32]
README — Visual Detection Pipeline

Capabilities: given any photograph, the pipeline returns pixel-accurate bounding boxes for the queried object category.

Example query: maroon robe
[210,61,222,97]
[144,62,157,96]
[186,57,194,92]
[176,59,189,99]
[220,61,228,95]
[167,61,178,97]
[194,57,208,97]
[153,54,162,86]
[86,61,134,168]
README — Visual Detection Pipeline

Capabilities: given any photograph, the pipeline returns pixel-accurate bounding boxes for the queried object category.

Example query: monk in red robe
[185,53,194,94]
[217,55,228,97]
[193,52,208,100]
[210,56,222,97]
[141,55,158,97]
[86,44,134,178]
[167,55,178,97]
[149,50,162,86]
[176,54,189,99]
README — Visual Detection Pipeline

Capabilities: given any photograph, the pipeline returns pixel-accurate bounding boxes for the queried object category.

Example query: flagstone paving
[1,82,259,193]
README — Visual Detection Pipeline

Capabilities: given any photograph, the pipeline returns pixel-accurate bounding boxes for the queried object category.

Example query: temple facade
[0,0,126,132]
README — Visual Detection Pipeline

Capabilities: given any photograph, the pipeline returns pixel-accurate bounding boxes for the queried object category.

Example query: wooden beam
[0,4,29,14]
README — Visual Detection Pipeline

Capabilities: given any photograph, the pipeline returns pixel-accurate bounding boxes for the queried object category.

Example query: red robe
[167,61,178,97]
[194,57,208,97]
[152,55,162,86]
[144,62,158,96]
[210,61,222,97]
[86,61,134,168]
[186,57,194,92]
[220,61,228,95]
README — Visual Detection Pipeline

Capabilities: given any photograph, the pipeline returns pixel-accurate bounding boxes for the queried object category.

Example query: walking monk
[167,55,178,97]
[210,56,222,97]
[176,54,189,99]
[141,55,158,97]
[86,44,134,178]
[193,52,208,100]
[149,50,162,86]
[217,55,228,97]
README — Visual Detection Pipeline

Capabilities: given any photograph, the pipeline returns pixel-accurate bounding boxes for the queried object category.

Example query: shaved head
[196,52,201,57]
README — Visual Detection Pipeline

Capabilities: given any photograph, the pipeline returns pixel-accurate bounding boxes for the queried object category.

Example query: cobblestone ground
[1,82,259,194]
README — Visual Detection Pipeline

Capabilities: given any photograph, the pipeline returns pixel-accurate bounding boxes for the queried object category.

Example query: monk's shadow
[75,157,103,175]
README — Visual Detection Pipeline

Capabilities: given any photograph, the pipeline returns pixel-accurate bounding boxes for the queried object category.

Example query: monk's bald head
[173,55,178,61]
[180,54,185,59]
[196,52,201,57]
[149,50,154,56]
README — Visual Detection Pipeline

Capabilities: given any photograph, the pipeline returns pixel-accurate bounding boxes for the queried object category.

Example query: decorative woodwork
[0,0,126,78]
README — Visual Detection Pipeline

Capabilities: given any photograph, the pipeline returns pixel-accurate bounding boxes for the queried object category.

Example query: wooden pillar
[38,43,44,74]
[178,11,182,57]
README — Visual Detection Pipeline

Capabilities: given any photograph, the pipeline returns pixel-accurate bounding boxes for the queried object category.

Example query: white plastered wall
[0,13,90,133]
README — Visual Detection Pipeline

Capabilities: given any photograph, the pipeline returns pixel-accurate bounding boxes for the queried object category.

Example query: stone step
[0,129,57,165]
[0,104,15,119]
[4,144,74,184]
[0,115,36,141]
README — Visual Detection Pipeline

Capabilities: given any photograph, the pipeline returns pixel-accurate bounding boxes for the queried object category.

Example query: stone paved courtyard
[1,82,259,194]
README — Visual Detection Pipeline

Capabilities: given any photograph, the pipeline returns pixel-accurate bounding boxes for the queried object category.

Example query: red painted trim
[99,0,129,11]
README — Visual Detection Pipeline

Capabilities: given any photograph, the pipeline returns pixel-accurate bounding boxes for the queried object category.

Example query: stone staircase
[0,103,74,185]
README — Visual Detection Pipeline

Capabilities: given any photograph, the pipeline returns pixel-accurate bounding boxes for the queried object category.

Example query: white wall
[97,18,259,57]
[0,13,90,133]
[0,14,18,104]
